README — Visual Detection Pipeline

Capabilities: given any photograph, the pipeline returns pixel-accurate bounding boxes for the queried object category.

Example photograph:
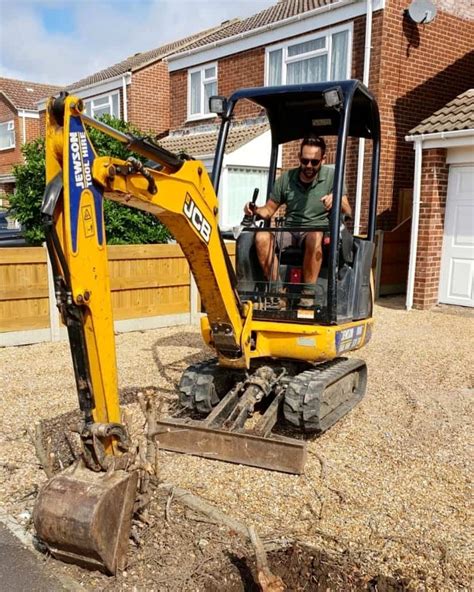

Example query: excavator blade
[154,419,307,474]
[33,461,138,574]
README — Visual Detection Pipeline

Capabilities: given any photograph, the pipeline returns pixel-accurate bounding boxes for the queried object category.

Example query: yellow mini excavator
[33,81,381,573]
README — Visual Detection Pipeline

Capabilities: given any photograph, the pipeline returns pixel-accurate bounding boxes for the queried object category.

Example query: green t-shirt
[271,165,343,229]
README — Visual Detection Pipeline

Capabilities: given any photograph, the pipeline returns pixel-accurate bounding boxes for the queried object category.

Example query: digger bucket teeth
[33,461,138,574]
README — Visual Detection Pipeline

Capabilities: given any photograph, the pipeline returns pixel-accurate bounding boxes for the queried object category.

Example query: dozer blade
[33,461,138,574]
[154,419,307,474]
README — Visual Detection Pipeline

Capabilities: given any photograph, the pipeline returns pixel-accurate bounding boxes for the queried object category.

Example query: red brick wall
[25,117,40,142]
[375,0,474,229]
[130,61,171,135]
[0,96,21,175]
[220,48,266,120]
[412,148,449,309]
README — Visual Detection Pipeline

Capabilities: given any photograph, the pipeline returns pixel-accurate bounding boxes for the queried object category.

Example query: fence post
[190,272,200,325]
[44,243,61,341]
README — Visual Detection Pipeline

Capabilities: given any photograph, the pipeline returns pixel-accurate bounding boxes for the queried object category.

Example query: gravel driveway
[0,297,472,590]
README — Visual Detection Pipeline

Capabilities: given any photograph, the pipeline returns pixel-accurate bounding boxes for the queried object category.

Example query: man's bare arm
[244,198,280,220]
[341,195,352,218]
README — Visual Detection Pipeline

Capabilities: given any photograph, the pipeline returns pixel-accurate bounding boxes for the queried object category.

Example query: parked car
[0,211,27,246]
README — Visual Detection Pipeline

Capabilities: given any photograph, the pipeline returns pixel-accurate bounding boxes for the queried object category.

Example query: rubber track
[283,357,367,433]
[178,359,237,415]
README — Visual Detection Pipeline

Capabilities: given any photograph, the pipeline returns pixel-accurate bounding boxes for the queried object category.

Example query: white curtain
[203,81,217,114]
[0,123,14,150]
[287,37,325,57]
[331,30,349,80]
[287,55,327,84]
[190,71,201,114]
[268,49,283,85]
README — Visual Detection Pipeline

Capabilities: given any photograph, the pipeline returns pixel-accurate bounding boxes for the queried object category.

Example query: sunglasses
[300,158,321,167]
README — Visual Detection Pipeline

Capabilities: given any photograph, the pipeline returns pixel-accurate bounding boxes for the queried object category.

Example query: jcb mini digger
[33,80,380,573]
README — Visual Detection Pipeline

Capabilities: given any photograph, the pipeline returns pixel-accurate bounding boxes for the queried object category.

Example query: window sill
[0,146,16,152]
[186,113,217,123]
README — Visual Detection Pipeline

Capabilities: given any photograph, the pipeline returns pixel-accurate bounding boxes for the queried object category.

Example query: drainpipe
[21,113,27,144]
[354,0,373,235]
[122,75,128,122]
[405,137,423,310]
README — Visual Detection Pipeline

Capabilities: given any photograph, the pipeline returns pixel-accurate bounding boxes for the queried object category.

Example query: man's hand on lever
[243,199,279,220]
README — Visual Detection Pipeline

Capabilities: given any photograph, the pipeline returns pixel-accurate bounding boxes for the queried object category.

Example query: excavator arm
[34,93,254,574]
[42,95,252,425]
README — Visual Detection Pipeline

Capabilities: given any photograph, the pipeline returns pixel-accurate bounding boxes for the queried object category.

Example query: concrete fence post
[190,271,200,325]
[44,243,61,342]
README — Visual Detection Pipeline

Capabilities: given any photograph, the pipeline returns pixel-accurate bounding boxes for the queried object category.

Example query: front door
[439,164,474,307]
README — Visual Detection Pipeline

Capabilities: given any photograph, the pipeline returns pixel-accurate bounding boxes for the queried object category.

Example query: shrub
[9,114,171,245]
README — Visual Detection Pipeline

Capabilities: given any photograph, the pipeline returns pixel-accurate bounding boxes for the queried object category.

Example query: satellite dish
[405,0,437,24]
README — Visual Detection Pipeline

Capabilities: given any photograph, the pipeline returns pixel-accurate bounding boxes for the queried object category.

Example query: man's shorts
[276,230,324,250]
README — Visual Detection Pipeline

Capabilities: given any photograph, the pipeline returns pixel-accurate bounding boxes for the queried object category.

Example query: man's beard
[300,166,317,181]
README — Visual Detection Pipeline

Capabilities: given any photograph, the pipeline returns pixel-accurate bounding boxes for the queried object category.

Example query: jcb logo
[183,194,212,244]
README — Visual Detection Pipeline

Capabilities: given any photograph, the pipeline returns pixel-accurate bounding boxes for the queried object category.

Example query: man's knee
[303,231,323,253]
[255,231,273,252]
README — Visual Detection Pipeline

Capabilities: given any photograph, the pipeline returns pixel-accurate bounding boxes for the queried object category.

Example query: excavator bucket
[33,461,138,574]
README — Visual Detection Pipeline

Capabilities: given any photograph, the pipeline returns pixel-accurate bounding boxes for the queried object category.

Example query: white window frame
[84,90,121,120]
[187,62,218,121]
[264,23,353,86]
[0,120,15,151]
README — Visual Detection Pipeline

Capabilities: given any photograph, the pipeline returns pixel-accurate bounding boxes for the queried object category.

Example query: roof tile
[0,78,62,111]
[68,21,238,90]
[159,119,269,158]
[169,0,339,55]
[409,89,474,135]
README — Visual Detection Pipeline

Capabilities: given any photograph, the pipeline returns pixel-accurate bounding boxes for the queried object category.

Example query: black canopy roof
[228,79,379,144]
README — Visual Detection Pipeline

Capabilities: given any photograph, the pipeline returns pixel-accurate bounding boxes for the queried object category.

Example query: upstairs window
[266,26,351,86]
[0,121,15,150]
[84,91,120,120]
[188,63,217,120]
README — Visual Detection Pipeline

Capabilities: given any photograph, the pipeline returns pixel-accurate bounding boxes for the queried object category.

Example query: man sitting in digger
[244,135,352,308]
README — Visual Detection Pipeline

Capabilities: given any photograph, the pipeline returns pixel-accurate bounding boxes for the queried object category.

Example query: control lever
[233,187,259,239]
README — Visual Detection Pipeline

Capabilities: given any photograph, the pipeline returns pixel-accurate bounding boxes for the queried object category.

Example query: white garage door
[439,164,474,307]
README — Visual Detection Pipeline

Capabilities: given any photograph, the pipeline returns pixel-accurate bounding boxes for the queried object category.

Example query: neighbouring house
[36,20,239,137]
[160,0,473,309]
[405,89,474,310]
[0,78,62,207]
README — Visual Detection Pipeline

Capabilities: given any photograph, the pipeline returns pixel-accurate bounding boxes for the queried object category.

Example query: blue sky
[0,0,275,86]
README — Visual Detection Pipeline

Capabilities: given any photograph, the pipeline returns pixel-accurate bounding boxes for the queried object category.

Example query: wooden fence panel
[0,248,49,332]
[107,244,190,320]
[0,241,239,342]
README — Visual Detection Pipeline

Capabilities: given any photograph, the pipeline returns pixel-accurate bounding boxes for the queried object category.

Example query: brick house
[405,89,473,309]
[156,0,473,308]
[0,78,61,208]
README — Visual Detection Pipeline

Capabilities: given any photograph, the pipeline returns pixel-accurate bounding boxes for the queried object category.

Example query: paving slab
[0,522,69,591]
